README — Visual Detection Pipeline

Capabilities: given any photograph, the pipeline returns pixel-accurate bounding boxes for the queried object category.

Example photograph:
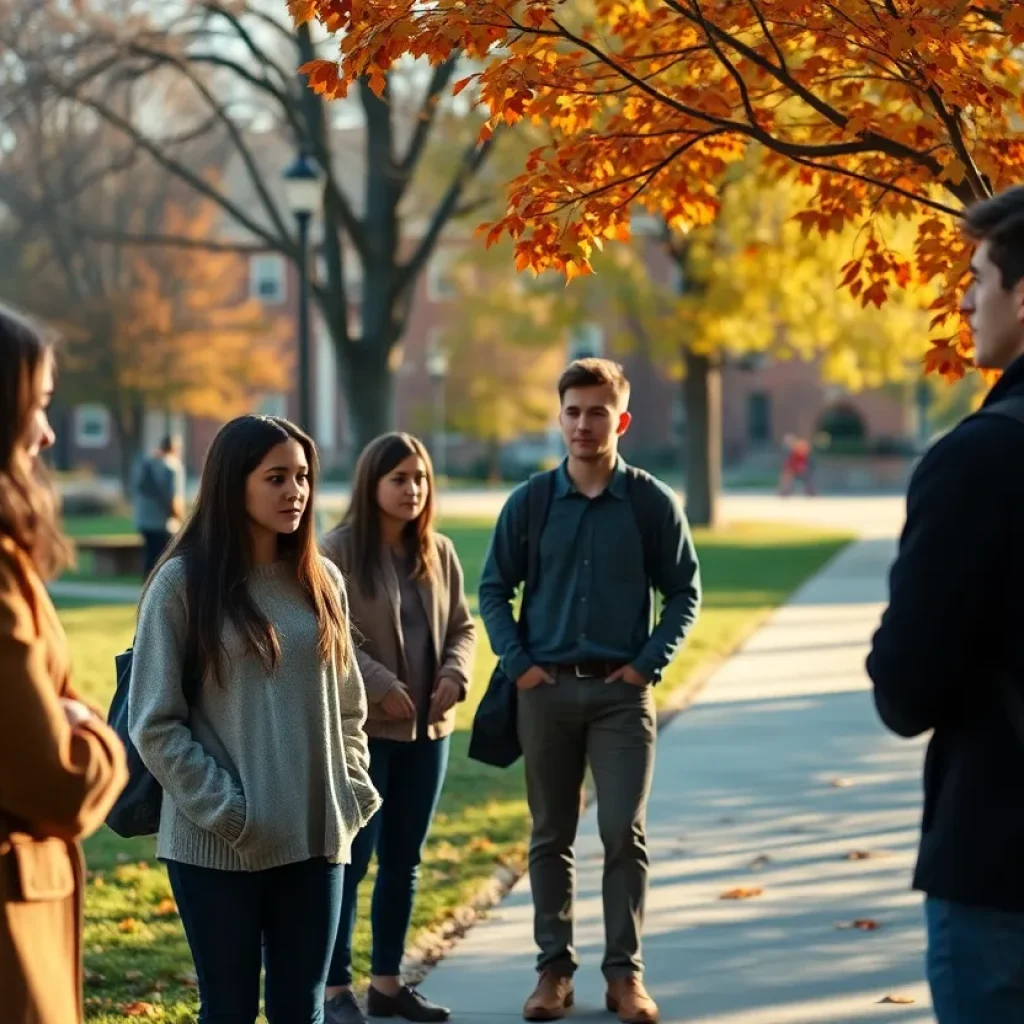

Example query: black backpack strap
[524,469,556,600]
[624,465,665,589]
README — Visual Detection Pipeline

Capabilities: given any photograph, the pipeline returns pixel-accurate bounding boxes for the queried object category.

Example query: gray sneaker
[325,990,367,1024]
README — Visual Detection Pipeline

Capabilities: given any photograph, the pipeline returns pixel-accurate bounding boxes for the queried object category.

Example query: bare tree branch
[396,131,496,296]
[399,57,460,181]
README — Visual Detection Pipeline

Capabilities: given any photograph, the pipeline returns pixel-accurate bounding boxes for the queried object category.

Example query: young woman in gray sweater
[128,415,380,1024]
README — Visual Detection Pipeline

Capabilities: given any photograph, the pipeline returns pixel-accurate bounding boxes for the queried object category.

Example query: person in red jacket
[779,436,815,496]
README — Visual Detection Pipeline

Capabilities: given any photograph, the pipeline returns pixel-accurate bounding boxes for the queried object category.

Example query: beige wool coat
[321,526,475,741]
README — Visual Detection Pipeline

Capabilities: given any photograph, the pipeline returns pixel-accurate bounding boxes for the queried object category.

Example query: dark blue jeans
[927,897,1024,1022]
[328,735,450,985]
[167,857,343,1023]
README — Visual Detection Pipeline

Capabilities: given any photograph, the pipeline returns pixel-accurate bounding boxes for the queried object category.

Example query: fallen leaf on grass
[748,855,772,871]
[153,898,178,917]
[124,970,143,981]
[835,919,881,930]
[879,994,915,1004]
[121,1002,159,1017]
[118,917,140,934]
[719,887,764,900]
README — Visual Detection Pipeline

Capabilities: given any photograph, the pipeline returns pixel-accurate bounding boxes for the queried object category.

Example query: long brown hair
[0,305,73,579]
[147,415,350,684]
[342,432,438,599]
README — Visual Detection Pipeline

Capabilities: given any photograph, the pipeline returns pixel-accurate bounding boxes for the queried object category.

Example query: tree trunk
[682,351,722,528]
[342,341,394,455]
[487,437,501,483]
[112,398,146,499]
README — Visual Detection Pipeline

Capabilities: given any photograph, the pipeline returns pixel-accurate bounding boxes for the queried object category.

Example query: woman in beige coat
[0,305,128,1024]
[321,432,475,1024]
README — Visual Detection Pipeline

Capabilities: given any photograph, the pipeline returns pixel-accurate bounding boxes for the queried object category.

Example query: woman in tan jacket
[321,433,475,1024]
[0,305,128,1024]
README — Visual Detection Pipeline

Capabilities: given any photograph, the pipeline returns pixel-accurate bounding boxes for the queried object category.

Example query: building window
[250,253,287,304]
[74,404,111,449]
[747,391,772,445]
[567,322,604,360]
[427,249,460,301]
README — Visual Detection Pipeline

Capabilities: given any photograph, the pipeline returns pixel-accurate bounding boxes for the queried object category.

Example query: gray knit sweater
[128,556,380,872]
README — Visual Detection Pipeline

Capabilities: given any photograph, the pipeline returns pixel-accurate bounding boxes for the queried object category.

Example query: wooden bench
[76,536,144,578]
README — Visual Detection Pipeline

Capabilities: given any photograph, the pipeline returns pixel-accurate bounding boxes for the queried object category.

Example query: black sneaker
[366,984,450,1022]
[325,990,367,1024]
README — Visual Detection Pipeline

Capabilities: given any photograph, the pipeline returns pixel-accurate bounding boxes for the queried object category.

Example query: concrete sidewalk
[418,537,934,1022]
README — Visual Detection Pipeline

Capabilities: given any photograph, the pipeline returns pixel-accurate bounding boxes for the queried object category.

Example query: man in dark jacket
[868,186,1024,1021]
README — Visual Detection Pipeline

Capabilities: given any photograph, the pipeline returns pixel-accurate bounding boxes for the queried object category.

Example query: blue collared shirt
[479,457,701,681]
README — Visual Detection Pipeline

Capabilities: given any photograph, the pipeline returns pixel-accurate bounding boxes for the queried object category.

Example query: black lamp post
[427,348,449,479]
[282,151,322,434]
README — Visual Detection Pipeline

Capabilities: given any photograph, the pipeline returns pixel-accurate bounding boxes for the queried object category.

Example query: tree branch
[399,57,460,181]
[396,132,497,295]
[20,59,289,256]
[113,39,292,244]
[62,228,269,253]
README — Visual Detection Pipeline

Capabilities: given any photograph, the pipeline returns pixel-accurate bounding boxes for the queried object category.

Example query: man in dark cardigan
[868,187,1024,1021]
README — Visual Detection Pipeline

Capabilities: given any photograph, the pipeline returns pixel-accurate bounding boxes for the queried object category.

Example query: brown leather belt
[551,660,627,679]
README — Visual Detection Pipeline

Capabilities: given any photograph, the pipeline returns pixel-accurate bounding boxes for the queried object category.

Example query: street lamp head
[283,150,323,217]
[426,349,449,379]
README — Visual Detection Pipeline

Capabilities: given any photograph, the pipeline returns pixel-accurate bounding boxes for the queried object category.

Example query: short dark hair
[159,434,177,453]
[557,357,630,406]
[964,187,1024,291]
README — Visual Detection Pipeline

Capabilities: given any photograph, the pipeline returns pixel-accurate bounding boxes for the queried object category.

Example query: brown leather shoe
[523,971,575,1021]
[605,976,659,1024]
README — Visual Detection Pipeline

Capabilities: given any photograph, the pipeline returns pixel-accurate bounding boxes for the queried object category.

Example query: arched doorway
[816,402,866,445]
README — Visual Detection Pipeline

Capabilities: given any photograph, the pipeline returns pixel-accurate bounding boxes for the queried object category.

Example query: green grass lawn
[63,518,850,1022]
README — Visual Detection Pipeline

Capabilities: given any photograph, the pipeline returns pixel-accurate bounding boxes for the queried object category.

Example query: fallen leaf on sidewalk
[844,850,874,860]
[720,886,764,900]
[748,855,772,871]
[829,777,855,788]
[835,918,880,930]
[879,994,915,1004]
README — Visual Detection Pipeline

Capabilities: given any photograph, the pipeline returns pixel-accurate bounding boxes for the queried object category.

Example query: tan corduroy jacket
[0,534,128,1024]
[321,526,476,741]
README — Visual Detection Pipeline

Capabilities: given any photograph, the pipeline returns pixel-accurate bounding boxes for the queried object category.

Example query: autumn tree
[298,0,1021,514]
[439,155,935,518]
[1,0,497,451]
[435,239,573,477]
[0,88,286,488]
